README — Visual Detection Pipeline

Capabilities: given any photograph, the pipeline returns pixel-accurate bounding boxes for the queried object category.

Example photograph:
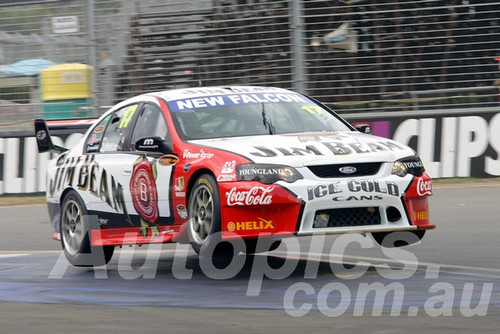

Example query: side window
[130,103,169,150]
[85,115,110,153]
[100,104,139,153]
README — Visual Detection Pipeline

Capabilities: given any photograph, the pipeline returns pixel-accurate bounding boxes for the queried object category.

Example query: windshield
[168,92,352,140]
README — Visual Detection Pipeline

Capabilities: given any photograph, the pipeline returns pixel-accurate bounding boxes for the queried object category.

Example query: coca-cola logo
[226,186,273,206]
[416,178,433,196]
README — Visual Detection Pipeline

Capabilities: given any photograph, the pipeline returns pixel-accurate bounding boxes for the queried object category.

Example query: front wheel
[187,174,222,255]
[60,190,114,266]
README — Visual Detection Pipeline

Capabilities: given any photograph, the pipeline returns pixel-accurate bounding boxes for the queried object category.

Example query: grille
[308,162,382,178]
[313,207,381,228]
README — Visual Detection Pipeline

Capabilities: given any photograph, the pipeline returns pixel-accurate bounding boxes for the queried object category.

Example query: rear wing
[34,118,68,154]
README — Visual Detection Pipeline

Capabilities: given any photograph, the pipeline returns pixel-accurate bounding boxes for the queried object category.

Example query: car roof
[147,85,295,102]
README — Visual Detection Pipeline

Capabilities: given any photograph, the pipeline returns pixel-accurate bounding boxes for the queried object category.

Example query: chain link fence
[0,0,499,132]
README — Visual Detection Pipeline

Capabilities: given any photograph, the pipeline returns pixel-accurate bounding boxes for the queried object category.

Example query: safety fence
[0,0,498,127]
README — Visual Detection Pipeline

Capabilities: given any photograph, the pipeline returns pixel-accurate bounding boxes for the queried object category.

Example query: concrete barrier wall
[1,108,499,195]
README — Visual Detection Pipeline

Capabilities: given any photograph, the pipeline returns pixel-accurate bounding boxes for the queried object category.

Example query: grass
[0,195,46,206]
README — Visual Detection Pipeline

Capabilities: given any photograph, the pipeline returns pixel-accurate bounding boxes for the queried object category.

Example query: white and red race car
[35,86,434,266]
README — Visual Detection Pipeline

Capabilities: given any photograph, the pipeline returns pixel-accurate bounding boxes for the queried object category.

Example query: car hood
[189,131,415,167]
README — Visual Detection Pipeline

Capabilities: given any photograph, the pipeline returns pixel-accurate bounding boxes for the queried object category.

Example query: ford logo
[339,166,357,174]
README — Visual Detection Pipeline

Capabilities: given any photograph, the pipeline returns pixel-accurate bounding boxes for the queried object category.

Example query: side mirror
[354,124,372,134]
[135,137,172,153]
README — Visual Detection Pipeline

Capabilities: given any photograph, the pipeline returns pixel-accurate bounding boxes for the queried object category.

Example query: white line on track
[272,250,500,278]
[0,250,61,254]
[0,204,46,208]
[0,254,29,259]
[434,182,500,189]
[2,249,500,279]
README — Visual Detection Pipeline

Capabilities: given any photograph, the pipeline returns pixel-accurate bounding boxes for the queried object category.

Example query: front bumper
[218,167,434,239]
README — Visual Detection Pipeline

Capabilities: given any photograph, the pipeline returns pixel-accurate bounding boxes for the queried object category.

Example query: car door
[127,102,175,227]
[82,103,143,228]
[82,101,175,229]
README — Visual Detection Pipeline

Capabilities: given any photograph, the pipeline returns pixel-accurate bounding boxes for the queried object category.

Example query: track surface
[1,182,499,333]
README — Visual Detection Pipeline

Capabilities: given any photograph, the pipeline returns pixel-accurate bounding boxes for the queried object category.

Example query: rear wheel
[60,190,114,266]
[372,230,426,247]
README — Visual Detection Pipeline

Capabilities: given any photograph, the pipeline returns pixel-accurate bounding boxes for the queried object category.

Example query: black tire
[60,190,114,267]
[187,174,222,255]
[372,230,426,248]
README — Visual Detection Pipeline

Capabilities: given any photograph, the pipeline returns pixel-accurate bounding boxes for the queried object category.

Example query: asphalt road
[0,181,499,333]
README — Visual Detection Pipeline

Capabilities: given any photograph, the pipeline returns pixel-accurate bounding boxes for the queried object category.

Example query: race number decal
[130,155,159,224]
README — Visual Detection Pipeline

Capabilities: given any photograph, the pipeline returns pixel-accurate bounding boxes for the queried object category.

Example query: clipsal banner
[0,132,85,195]
[1,110,499,195]
[347,110,500,178]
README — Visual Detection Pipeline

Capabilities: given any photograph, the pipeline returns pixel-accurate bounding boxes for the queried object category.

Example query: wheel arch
[59,187,79,207]
[186,168,216,204]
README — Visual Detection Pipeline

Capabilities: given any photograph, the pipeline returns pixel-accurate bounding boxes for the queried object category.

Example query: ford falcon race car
[35,86,434,266]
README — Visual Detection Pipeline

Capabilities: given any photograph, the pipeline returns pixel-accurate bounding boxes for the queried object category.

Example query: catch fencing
[0,0,498,125]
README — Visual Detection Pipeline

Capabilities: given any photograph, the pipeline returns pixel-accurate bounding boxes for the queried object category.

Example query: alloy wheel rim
[61,199,85,256]
[189,185,214,245]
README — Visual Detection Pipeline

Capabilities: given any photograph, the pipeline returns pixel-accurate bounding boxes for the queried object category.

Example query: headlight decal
[391,156,425,177]
[237,164,303,184]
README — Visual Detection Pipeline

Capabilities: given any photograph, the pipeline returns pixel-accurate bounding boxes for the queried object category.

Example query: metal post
[291,0,305,93]
[87,0,98,116]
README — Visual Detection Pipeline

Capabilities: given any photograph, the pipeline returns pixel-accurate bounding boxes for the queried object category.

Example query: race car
[34,86,434,266]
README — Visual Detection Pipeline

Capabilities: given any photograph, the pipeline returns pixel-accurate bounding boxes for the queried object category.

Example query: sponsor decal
[98,218,109,226]
[86,133,100,152]
[183,149,214,160]
[238,166,286,177]
[86,143,99,152]
[227,218,275,232]
[36,129,47,141]
[130,155,159,224]
[198,178,214,193]
[217,174,236,182]
[307,181,342,200]
[175,192,186,198]
[221,160,236,174]
[332,195,383,201]
[416,178,433,196]
[181,86,269,96]
[169,93,307,112]
[176,204,188,219]
[348,180,399,197]
[402,161,424,169]
[217,160,236,182]
[48,154,130,221]
[226,186,273,206]
[250,140,406,157]
[93,125,105,134]
[136,138,159,151]
[89,133,98,145]
[174,177,185,191]
[412,210,429,221]
[307,180,398,201]
[158,154,179,166]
